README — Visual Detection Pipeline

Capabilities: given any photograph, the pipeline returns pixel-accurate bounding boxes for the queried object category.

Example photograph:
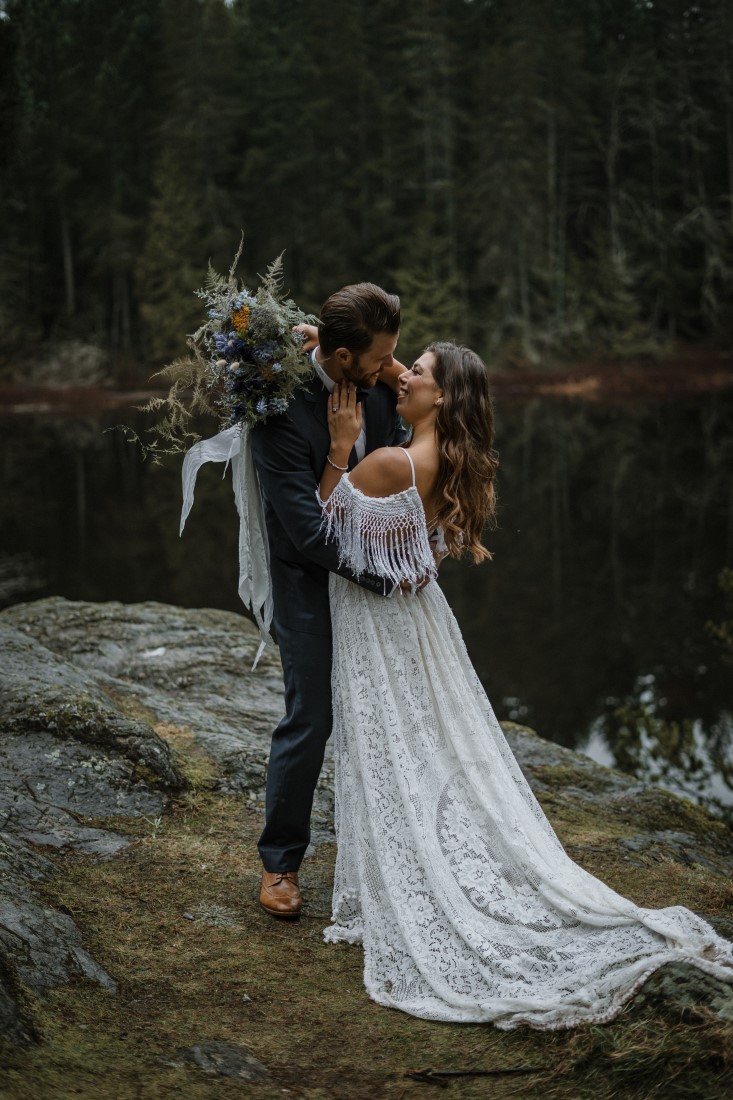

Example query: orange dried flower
[232,304,251,333]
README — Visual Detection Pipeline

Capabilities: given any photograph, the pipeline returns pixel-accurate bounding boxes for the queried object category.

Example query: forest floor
[2,349,733,417]
[2,724,732,1100]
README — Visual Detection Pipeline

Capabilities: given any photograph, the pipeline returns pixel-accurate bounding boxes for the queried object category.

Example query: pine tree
[136,0,243,363]
[391,216,462,359]
[135,150,205,364]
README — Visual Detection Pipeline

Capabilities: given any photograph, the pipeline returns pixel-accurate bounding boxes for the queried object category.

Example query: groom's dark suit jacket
[251,374,407,637]
[250,371,406,871]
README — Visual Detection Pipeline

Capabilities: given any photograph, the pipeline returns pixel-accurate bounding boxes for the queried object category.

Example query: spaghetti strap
[402,448,416,488]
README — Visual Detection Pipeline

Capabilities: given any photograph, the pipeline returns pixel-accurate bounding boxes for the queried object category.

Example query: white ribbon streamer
[180,424,273,669]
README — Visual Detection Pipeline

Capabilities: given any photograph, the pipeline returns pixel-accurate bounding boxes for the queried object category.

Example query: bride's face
[396,352,443,424]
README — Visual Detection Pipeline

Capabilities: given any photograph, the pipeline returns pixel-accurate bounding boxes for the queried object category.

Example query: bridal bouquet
[140,241,317,456]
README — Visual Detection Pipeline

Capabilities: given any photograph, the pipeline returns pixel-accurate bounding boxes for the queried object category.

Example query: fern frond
[152,356,200,385]
[261,252,285,296]
[228,234,245,281]
[137,396,166,413]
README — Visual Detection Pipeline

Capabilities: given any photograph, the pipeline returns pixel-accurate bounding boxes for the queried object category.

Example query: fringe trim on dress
[318,475,437,591]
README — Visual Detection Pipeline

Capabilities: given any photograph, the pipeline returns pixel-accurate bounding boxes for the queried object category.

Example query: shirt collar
[311,347,335,393]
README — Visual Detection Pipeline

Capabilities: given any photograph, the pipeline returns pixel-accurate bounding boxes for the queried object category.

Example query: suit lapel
[303,376,328,423]
[302,376,331,464]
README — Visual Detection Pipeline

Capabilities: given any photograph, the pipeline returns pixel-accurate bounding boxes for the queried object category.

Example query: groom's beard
[342,355,382,388]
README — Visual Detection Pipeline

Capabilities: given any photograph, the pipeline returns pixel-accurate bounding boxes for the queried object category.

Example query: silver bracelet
[326,455,349,472]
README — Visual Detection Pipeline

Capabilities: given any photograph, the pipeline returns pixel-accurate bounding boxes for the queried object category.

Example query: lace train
[326,574,733,1029]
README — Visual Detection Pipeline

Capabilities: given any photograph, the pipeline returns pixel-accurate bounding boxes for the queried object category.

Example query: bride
[316,341,733,1030]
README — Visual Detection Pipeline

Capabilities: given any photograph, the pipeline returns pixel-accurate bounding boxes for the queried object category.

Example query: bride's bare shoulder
[348,447,413,499]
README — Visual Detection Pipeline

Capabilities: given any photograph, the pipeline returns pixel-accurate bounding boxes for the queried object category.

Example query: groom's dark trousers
[250,375,407,873]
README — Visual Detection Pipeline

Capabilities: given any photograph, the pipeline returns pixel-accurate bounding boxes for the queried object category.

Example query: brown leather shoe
[259,870,302,918]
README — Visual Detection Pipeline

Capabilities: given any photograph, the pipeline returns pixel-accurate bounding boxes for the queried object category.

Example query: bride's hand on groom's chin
[328,381,362,454]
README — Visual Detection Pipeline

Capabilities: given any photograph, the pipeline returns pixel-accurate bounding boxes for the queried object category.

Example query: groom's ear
[334,347,353,369]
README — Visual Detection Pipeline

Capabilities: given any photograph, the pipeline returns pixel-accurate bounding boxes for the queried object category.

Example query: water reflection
[1,393,732,820]
[440,394,733,820]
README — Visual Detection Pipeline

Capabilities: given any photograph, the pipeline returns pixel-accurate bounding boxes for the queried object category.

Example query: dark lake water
[2,390,732,821]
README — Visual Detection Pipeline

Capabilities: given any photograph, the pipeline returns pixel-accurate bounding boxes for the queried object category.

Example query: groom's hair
[318,283,400,356]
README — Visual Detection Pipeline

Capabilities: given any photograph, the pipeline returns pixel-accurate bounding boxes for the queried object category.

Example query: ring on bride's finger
[332,405,338,412]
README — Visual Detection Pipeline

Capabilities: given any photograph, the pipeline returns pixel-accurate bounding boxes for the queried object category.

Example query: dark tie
[348,388,369,468]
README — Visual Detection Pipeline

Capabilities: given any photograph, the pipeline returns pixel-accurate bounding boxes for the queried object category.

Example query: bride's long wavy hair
[428,342,499,563]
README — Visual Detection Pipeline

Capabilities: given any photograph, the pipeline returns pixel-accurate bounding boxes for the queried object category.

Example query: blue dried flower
[252,341,280,364]
[214,330,249,358]
[271,362,283,374]
[228,333,247,354]
[224,362,241,377]
[213,331,235,352]
[230,402,247,422]
[256,397,269,415]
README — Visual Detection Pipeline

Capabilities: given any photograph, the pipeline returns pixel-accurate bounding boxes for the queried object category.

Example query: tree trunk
[607,78,622,268]
[60,202,75,317]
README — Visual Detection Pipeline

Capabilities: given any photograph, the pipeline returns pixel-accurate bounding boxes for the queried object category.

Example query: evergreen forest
[1,0,732,375]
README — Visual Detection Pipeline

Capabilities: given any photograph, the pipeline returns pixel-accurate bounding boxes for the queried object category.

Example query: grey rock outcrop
[1,597,286,798]
[1,596,733,1047]
[0,829,116,1045]
[504,720,733,876]
[630,962,733,1022]
[171,1041,269,1081]
[0,955,36,1047]
[0,624,180,853]
[0,606,186,1042]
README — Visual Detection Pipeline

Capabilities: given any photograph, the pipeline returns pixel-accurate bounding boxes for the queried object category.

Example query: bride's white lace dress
[320,466,733,1030]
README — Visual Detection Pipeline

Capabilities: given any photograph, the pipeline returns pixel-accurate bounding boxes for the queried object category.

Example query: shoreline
[493,352,733,402]
[2,354,733,417]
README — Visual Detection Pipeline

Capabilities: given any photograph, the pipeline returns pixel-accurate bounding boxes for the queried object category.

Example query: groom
[250,282,406,917]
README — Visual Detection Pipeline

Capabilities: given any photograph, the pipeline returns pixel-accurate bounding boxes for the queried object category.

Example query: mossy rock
[1,599,732,1098]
